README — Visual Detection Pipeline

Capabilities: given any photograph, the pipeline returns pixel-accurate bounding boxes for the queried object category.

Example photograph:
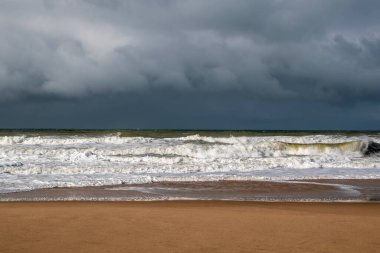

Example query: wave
[0,135,379,157]
[278,141,379,156]
[278,141,380,156]
[1,134,380,193]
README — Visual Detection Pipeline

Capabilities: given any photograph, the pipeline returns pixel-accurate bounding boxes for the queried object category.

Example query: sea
[0,129,380,196]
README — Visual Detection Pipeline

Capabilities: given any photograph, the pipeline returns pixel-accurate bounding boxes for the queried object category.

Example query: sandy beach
[0,201,379,253]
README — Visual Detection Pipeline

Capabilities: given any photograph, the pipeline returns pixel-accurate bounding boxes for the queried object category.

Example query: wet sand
[1,179,380,201]
[0,201,380,253]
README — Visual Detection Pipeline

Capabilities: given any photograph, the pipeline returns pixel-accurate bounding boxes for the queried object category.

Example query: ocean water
[0,130,379,193]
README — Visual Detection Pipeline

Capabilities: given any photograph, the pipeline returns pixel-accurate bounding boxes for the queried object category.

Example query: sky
[0,0,380,130]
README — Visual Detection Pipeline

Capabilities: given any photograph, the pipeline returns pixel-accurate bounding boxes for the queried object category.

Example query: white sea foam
[0,134,379,193]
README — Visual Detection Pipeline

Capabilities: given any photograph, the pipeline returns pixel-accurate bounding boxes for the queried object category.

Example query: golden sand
[0,201,379,253]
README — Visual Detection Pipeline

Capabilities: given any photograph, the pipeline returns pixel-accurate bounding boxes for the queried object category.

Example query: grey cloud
[266,35,380,103]
[0,0,379,106]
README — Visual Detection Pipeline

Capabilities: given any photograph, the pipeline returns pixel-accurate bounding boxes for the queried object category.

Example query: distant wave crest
[278,141,380,156]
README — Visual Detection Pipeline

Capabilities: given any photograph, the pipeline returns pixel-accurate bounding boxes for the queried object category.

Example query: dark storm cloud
[1,1,380,129]
[0,0,379,103]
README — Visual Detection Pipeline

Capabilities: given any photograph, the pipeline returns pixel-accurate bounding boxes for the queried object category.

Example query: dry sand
[1,201,380,253]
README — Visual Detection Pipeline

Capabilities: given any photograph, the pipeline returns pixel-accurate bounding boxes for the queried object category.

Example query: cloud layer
[1,1,380,129]
[1,0,379,103]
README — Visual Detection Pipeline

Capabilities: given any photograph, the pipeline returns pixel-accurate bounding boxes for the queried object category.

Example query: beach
[1,201,380,253]
[1,179,379,252]
[1,131,380,252]
[2,0,380,251]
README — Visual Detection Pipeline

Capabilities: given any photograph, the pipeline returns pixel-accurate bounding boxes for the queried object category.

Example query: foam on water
[0,133,380,193]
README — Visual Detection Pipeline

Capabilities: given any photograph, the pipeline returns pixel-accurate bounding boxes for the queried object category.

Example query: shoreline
[1,179,379,202]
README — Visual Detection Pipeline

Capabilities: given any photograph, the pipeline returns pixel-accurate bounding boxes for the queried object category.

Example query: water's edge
[1,179,379,202]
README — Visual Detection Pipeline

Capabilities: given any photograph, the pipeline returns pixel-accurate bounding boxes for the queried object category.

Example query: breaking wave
[1,133,380,193]
[278,141,380,156]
